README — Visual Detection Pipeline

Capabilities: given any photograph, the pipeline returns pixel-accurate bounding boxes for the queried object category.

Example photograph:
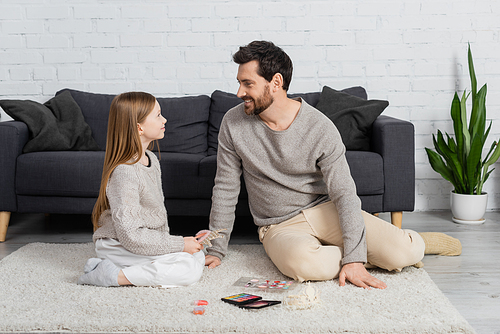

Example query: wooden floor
[1,211,499,334]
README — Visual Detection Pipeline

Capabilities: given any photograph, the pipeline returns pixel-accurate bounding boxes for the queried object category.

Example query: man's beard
[244,86,274,116]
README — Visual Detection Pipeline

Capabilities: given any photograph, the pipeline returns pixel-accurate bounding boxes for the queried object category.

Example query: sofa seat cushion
[16,151,104,197]
[198,152,380,199]
[198,155,217,198]
[345,151,384,195]
[158,152,206,199]
[198,155,250,199]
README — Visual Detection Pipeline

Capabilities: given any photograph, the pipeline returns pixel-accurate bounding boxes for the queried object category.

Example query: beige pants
[258,201,425,282]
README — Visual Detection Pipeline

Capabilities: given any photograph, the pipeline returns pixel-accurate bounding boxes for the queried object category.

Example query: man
[204,41,456,289]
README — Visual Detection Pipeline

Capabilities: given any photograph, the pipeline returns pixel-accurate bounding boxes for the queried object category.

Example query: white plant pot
[450,191,487,225]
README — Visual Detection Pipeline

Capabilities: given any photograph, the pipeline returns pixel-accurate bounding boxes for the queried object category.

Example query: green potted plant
[425,44,500,224]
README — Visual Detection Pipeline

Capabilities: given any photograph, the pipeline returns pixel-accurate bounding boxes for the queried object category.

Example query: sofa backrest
[57,86,367,155]
[57,89,211,154]
[156,95,210,154]
[207,90,326,155]
[207,87,367,155]
[208,91,242,156]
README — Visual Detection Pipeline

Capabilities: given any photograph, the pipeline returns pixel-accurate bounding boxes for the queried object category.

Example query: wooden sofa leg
[391,211,403,229]
[0,211,11,242]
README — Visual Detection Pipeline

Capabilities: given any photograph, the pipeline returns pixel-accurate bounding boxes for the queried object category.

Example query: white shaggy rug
[0,243,475,334]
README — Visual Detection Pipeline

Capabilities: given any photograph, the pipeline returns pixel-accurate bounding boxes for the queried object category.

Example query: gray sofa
[0,87,415,242]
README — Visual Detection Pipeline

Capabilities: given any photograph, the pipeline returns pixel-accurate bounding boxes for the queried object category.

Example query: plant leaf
[470,84,487,143]
[467,133,484,194]
[460,90,471,156]
[436,131,464,185]
[450,93,464,165]
[484,141,500,169]
[468,43,477,107]
[446,133,457,153]
[426,148,460,191]
[483,139,496,165]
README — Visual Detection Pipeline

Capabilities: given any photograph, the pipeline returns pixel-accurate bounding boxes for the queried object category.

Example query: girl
[78,92,205,287]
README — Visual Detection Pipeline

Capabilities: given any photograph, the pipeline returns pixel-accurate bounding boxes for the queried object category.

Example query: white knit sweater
[93,151,185,256]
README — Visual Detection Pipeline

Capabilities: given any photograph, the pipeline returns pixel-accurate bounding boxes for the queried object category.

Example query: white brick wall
[1,0,500,212]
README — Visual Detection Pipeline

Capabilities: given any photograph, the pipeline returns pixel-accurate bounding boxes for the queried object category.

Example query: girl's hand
[183,237,204,254]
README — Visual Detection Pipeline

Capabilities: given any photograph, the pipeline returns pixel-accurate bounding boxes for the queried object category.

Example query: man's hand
[183,237,204,255]
[338,262,387,290]
[205,254,221,269]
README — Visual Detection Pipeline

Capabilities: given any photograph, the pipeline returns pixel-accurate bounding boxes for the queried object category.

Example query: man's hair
[233,40,293,91]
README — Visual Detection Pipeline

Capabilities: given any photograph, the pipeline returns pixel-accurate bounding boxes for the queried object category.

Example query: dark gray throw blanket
[0,90,100,153]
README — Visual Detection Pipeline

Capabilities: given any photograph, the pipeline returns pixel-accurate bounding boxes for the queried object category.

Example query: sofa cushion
[57,89,115,151]
[335,86,368,100]
[156,95,210,154]
[198,155,249,200]
[0,91,100,153]
[59,89,211,154]
[198,155,218,198]
[16,151,104,197]
[288,87,367,108]
[196,151,383,197]
[208,91,242,155]
[158,152,206,199]
[17,196,99,214]
[345,151,384,195]
[207,91,325,156]
[316,86,388,151]
[288,92,320,106]
[208,87,370,155]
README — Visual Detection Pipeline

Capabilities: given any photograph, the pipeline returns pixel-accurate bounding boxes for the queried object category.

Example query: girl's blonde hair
[92,91,157,231]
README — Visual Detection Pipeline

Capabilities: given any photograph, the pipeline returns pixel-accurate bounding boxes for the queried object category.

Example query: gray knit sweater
[93,151,185,256]
[208,99,367,265]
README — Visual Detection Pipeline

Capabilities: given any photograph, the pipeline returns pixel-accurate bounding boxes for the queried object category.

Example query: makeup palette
[238,300,281,309]
[232,277,296,292]
[221,293,262,305]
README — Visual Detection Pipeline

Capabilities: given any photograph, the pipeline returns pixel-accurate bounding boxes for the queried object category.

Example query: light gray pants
[95,238,205,288]
[259,201,425,282]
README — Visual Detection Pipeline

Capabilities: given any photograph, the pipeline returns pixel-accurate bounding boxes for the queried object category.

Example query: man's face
[236,60,274,116]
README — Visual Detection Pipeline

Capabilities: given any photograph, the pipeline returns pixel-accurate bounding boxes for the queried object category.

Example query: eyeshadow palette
[221,293,262,305]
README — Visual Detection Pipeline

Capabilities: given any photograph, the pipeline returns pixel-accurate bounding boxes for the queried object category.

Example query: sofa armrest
[371,115,415,212]
[0,121,29,212]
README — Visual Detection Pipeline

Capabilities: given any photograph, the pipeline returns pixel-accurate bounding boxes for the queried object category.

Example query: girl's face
[138,100,166,143]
